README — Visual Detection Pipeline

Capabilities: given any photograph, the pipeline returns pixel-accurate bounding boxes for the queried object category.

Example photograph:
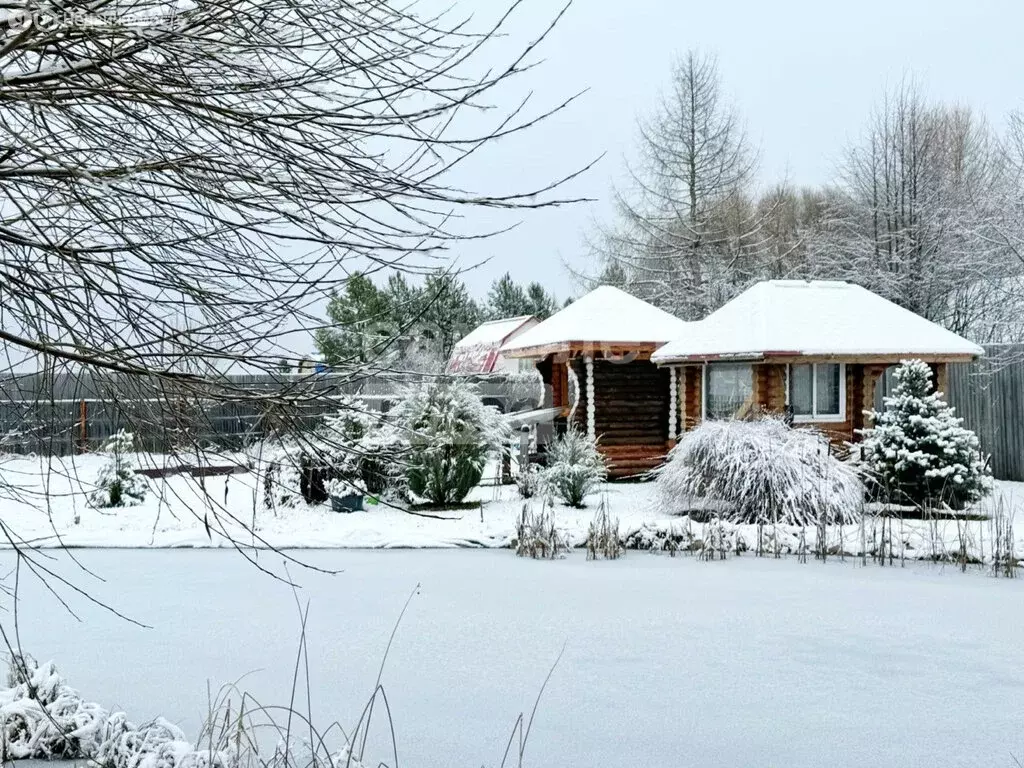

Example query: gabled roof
[453,315,536,349]
[651,280,984,364]
[447,315,537,374]
[501,286,690,357]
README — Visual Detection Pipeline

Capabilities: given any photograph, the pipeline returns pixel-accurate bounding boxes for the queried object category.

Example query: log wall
[572,358,670,446]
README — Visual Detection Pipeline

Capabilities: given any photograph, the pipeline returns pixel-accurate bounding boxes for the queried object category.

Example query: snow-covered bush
[0,654,108,759]
[320,398,407,497]
[516,463,543,499]
[860,359,991,510]
[513,504,568,559]
[657,418,863,526]
[541,429,607,508]
[393,377,507,506]
[261,398,408,508]
[89,430,148,508]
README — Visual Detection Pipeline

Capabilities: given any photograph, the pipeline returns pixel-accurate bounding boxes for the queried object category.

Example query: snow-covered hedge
[657,418,863,526]
[393,377,508,506]
[541,429,607,508]
[860,359,991,510]
[89,431,148,508]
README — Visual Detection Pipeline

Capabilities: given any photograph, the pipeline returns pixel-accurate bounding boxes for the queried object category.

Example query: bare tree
[823,83,1022,339]
[0,0,585,553]
[588,51,775,318]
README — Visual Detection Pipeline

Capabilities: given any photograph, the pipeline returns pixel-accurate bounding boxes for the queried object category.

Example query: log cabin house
[651,280,985,447]
[501,286,690,478]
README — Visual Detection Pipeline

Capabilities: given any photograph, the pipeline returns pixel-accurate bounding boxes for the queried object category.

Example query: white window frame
[785,362,846,423]
[701,362,754,421]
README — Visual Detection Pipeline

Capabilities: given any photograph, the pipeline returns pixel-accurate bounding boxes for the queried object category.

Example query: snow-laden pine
[860,359,991,509]
[393,377,508,506]
[89,431,148,508]
[541,429,607,508]
[657,418,863,526]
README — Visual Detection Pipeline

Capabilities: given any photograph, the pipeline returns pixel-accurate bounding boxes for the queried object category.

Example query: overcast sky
[446,0,1024,303]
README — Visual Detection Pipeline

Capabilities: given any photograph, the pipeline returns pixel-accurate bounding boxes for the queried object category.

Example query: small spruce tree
[89,430,148,508]
[861,359,991,510]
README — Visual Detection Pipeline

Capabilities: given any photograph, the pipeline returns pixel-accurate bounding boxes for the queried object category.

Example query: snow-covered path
[9,549,1024,768]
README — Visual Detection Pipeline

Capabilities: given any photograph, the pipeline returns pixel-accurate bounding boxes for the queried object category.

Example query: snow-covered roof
[501,286,690,356]
[652,280,984,363]
[453,316,536,350]
[447,315,537,374]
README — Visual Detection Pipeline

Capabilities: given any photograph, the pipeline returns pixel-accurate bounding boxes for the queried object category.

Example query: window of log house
[786,363,845,422]
[703,363,754,420]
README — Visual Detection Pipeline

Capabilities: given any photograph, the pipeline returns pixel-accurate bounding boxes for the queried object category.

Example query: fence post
[78,399,87,454]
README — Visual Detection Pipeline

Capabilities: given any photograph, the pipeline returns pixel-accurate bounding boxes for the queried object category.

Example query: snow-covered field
[8,549,1024,768]
[1,452,1023,560]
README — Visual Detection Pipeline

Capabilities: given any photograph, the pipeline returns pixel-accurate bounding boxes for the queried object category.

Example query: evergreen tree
[597,261,628,289]
[419,271,482,360]
[385,273,423,334]
[487,272,531,319]
[525,282,559,320]
[315,273,393,365]
[394,377,508,506]
[861,360,991,509]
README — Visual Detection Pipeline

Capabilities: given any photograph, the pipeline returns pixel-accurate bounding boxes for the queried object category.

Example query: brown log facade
[671,359,948,447]
[535,350,675,479]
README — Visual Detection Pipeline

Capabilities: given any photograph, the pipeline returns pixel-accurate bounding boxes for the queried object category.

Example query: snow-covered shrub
[623,523,694,555]
[860,359,991,510]
[260,398,409,508]
[516,463,543,500]
[585,499,622,560]
[541,429,607,508]
[97,715,238,768]
[0,654,108,759]
[89,430,148,508]
[356,422,408,498]
[657,418,863,526]
[513,504,568,559]
[393,377,508,506]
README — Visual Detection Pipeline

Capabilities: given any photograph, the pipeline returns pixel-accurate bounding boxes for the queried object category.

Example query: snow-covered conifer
[89,431,148,508]
[860,359,991,509]
[393,377,508,506]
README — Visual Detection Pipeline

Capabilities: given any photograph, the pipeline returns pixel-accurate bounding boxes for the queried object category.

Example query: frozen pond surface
[8,549,1024,767]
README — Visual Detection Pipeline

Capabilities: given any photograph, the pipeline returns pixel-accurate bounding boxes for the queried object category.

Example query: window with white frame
[704,363,754,420]
[787,363,845,421]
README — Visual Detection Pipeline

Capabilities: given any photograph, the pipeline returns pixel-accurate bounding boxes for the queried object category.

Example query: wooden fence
[945,345,1024,482]
[0,372,413,456]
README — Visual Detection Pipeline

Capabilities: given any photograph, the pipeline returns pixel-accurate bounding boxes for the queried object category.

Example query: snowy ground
[1,452,1023,562]
[8,549,1024,768]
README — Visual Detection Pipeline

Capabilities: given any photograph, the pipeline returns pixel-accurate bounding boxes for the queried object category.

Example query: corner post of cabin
[668,365,678,446]
[861,364,885,430]
[584,355,595,440]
